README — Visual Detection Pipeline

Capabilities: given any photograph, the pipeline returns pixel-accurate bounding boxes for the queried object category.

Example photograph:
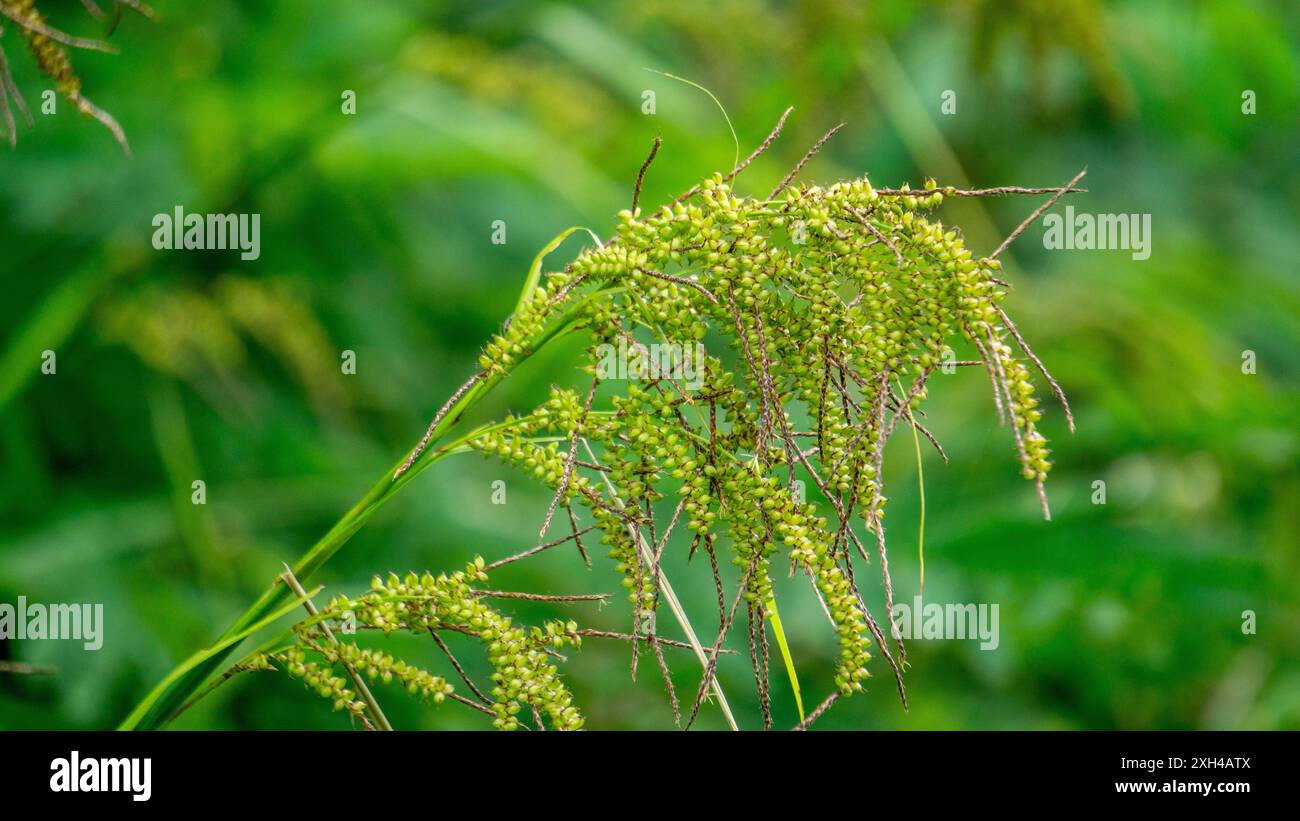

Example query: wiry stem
[576,629,734,654]
[990,168,1089,260]
[632,135,661,214]
[0,5,117,53]
[993,303,1075,433]
[582,438,740,730]
[768,121,846,200]
[280,564,392,731]
[872,184,1087,198]
[792,690,840,730]
[394,370,486,479]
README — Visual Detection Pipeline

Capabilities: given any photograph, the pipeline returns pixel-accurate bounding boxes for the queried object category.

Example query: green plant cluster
[467,170,1058,701]
[113,104,1077,729]
[262,559,585,731]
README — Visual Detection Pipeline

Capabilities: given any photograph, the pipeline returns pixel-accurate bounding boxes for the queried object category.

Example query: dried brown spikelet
[0,0,139,153]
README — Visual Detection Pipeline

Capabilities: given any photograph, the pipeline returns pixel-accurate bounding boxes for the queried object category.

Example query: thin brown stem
[768,122,846,200]
[472,590,609,603]
[483,524,599,571]
[395,370,486,479]
[792,690,841,730]
[990,168,1089,260]
[632,135,661,214]
[428,629,492,706]
[575,629,735,654]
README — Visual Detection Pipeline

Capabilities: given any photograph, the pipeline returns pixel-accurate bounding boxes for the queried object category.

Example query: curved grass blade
[119,586,322,730]
[512,225,601,318]
[764,593,804,724]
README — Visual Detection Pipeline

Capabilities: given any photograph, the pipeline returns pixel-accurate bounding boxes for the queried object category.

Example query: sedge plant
[122,107,1083,731]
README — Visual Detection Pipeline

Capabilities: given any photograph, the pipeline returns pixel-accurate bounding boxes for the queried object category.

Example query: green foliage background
[1,0,1297,730]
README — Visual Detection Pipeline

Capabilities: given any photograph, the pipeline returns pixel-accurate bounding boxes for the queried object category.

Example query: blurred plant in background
[1,0,1297,730]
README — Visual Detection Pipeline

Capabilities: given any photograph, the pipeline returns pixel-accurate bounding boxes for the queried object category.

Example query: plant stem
[122,287,611,730]
[120,422,481,729]
[581,439,739,730]
[280,564,393,731]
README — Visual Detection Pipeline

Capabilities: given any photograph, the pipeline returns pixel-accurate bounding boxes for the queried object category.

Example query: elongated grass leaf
[764,593,804,723]
[119,587,321,730]
[513,225,601,318]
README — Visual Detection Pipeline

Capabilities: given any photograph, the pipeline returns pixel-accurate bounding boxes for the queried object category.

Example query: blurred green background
[1,0,1297,730]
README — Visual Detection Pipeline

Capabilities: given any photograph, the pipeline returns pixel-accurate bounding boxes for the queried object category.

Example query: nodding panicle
[1,0,138,153]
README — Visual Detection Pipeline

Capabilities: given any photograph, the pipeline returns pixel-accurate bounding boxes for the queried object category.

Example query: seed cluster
[0,0,141,151]
[271,649,367,721]
[265,559,584,730]
[255,157,1068,728]
[6,0,79,96]
[468,169,1060,707]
